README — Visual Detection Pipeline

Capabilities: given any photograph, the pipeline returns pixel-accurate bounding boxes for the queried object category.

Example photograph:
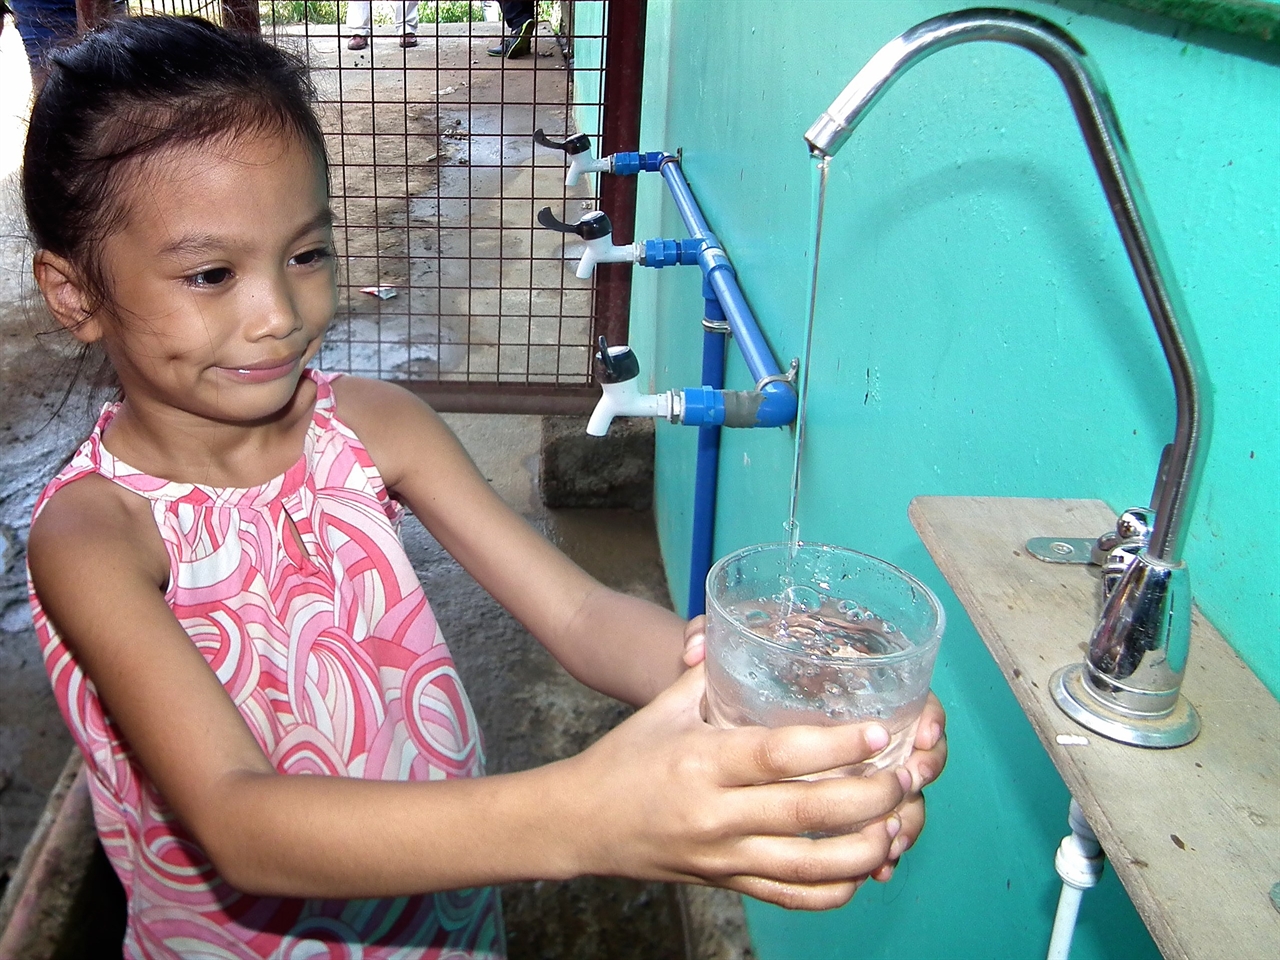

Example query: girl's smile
[217,355,305,384]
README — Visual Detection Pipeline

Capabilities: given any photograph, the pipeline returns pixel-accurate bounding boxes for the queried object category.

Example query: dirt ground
[0,21,80,905]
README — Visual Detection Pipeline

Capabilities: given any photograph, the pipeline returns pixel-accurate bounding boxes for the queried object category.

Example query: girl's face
[90,130,336,425]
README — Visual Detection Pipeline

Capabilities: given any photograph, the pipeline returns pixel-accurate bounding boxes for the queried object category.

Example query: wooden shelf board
[909,496,1280,960]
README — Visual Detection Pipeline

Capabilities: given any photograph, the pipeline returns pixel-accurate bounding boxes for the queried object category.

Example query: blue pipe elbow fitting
[755,380,798,428]
[612,151,669,176]
[641,238,704,269]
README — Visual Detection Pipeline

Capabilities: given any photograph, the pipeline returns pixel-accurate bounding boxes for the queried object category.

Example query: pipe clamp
[757,358,799,392]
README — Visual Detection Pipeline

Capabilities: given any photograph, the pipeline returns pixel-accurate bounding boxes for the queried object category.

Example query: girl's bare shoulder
[328,374,462,491]
[28,472,169,590]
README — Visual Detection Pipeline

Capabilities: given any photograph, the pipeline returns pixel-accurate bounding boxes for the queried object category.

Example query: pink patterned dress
[28,370,505,959]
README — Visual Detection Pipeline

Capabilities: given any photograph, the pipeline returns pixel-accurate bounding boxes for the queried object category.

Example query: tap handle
[595,336,640,384]
[533,128,592,156]
[537,207,612,240]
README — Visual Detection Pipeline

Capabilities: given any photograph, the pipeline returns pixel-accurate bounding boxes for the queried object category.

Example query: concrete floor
[0,19,81,911]
[429,414,754,960]
[266,19,598,384]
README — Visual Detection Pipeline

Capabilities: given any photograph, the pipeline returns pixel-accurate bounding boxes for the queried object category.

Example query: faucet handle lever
[537,207,612,240]
[534,129,612,185]
[595,337,640,384]
[533,128,592,156]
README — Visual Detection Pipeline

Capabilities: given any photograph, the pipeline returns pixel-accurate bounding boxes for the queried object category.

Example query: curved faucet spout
[805,7,1209,566]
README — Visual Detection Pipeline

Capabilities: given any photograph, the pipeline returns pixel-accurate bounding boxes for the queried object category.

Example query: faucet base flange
[1051,663,1199,748]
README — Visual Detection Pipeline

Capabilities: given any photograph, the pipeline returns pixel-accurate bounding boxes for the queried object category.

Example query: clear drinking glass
[704,542,945,775]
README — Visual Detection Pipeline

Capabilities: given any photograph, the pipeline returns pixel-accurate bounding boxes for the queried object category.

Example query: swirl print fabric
[28,370,505,959]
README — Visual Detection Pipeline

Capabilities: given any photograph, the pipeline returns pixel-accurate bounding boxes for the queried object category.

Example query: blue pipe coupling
[641,238,704,269]
[680,383,796,429]
[611,151,669,176]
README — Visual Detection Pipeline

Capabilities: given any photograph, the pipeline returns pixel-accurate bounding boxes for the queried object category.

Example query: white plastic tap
[588,378,678,436]
[566,152,614,188]
[537,208,640,279]
[588,341,681,436]
[570,237,642,279]
[531,129,615,187]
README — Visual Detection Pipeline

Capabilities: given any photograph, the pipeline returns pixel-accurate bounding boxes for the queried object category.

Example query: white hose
[1047,883,1087,960]
[1046,799,1105,960]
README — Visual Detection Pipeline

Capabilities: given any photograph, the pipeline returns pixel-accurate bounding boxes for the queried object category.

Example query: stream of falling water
[785,154,831,564]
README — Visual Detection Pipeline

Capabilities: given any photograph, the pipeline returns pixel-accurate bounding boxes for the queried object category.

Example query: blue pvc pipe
[688,303,727,618]
[658,159,775,379]
[608,151,798,613]
[658,158,797,428]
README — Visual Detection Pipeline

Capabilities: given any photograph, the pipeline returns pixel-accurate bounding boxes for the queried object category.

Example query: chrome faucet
[806,8,1211,747]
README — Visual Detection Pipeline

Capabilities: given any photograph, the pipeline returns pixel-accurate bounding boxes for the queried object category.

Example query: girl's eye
[187,268,232,288]
[291,247,332,267]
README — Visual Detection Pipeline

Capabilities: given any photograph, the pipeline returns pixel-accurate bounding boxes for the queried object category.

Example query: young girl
[23,16,946,958]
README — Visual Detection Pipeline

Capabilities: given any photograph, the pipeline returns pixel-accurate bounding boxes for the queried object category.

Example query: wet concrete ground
[0,20,750,958]
[271,20,597,383]
[0,19,80,909]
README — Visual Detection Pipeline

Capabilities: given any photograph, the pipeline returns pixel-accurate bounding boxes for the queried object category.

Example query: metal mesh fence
[123,1,622,409]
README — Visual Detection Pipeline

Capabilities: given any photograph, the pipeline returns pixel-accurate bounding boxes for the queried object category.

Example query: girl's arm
[333,376,949,876]
[331,375,687,706]
[28,476,906,907]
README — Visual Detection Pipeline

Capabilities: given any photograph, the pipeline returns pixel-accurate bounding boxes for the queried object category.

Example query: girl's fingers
[713,720,894,786]
[709,822,895,908]
[727,768,905,838]
[903,692,947,793]
[726,875,864,912]
[726,821,897,881]
[869,861,895,883]
[915,692,946,749]
[865,783,929,884]
[683,615,707,667]
[868,792,926,883]
[893,793,925,855]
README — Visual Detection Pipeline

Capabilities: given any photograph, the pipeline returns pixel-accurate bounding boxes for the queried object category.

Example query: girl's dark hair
[23,15,328,315]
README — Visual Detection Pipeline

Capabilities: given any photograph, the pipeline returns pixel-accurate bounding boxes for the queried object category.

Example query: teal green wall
[632,1,1278,958]
[572,1,605,149]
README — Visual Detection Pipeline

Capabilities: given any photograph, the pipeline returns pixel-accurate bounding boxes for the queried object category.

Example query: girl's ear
[33,251,104,344]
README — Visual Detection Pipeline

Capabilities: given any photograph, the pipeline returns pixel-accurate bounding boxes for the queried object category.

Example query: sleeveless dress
[27,370,505,959]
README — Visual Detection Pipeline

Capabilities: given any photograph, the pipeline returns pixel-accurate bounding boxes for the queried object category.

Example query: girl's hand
[680,616,947,886]
[561,664,907,911]
[682,615,707,667]
[868,692,947,883]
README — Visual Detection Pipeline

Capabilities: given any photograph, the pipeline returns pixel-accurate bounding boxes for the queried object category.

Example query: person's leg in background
[488,0,533,59]
[396,0,418,47]
[346,0,372,50]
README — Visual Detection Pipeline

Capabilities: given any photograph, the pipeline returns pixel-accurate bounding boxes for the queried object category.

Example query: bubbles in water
[780,584,822,613]
[838,600,869,622]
